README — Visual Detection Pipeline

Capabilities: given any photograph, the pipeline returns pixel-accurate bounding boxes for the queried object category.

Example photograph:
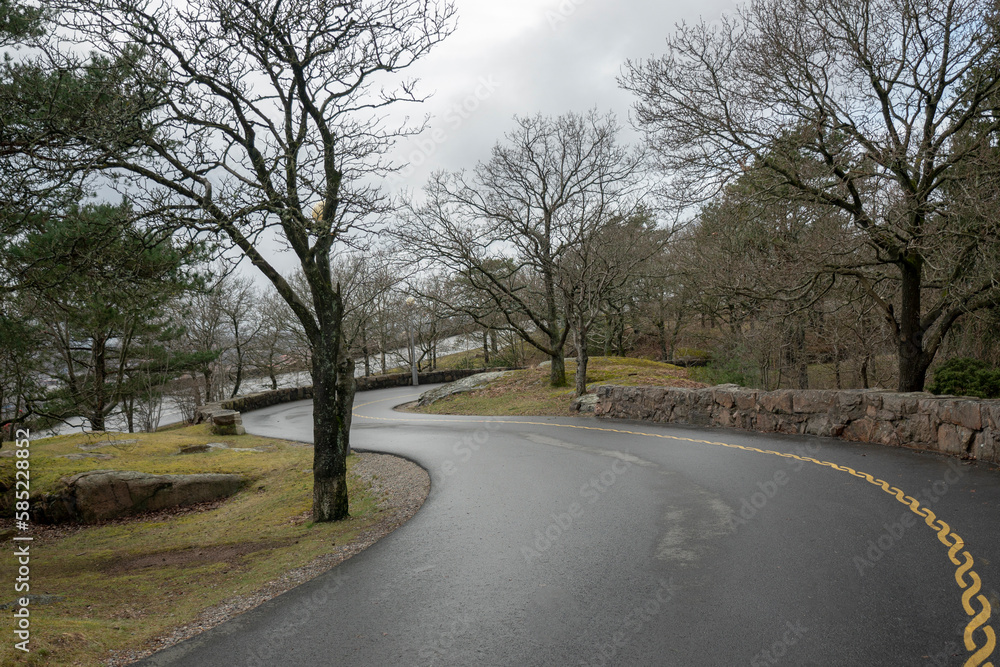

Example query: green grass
[410,356,706,416]
[0,425,385,667]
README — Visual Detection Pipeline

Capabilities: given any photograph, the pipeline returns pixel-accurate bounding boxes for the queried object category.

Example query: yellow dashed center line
[352,396,996,666]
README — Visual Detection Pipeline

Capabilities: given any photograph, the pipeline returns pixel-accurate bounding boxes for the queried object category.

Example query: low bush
[690,356,759,387]
[928,357,1000,398]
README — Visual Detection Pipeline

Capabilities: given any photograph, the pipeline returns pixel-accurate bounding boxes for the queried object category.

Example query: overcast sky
[379,0,739,196]
[244,0,741,280]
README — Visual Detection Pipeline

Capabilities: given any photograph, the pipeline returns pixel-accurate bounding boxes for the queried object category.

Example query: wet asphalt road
[138,384,1000,666]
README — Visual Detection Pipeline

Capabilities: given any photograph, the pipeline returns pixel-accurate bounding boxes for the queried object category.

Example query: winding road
[138,384,1000,666]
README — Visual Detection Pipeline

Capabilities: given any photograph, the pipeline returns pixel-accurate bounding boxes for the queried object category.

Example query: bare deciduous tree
[562,209,667,396]
[180,281,226,406]
[622,0,1000,391]
[333,247,403,377]
[250,289,304,390]
[401,110,644,387]
[59,0,455,520]
[218,274,262,398]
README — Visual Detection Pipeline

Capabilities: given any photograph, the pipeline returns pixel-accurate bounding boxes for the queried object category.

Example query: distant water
[42,334,481,437]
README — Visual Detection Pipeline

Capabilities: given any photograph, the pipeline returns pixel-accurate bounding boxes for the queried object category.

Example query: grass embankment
[0,426,382,667]
[411,356,706,417]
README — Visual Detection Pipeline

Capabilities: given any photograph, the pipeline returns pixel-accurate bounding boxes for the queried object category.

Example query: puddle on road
[654,474,734,565]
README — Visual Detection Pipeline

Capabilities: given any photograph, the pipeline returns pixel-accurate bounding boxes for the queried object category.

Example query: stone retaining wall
[194,368,516,424]
[593,384,1000,464]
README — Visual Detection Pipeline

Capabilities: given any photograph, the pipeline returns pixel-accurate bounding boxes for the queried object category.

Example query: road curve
[137,384,1000,667]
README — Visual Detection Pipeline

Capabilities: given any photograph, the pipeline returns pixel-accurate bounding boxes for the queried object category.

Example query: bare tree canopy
[55,0,456,520]
[622,0,1000,391]
[401,110,646,387]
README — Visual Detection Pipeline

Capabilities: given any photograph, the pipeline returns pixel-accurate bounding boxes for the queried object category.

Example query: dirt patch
[101,540,292,574]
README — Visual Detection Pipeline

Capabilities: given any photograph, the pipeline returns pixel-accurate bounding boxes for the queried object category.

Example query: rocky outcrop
[32,470,245,524]
[570,393,600,413]
[416,371,513,407]
[593,384,1000,463]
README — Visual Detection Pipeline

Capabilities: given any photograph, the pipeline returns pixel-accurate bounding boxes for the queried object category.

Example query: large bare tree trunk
[575,325,590,397]
[655,318,667,361]
[784,321,808,390]
[337,355,356,457]
[311,301,349,522]
[201,368,214,404]
[897,258,932,392]
[230,354,244,398]
[550,352,566,388]
[90,335,107,432]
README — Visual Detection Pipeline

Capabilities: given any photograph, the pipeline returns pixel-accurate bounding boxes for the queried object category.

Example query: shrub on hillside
[691,356,758,388]
[927,357,1000,398]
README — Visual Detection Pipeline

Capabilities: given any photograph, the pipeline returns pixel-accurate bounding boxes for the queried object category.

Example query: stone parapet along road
[595,383,1000,464]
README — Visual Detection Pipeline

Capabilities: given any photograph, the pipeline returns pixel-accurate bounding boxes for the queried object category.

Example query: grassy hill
[410,356,706,416]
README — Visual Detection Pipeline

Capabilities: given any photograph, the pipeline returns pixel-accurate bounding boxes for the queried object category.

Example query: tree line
[1,227,533,438]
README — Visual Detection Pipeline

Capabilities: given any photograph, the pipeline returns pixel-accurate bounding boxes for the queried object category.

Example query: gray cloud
[384,0,740,195]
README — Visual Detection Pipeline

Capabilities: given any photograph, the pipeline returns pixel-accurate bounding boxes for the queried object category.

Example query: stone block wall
[194,368,516,425]
[593,384,1000,464]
